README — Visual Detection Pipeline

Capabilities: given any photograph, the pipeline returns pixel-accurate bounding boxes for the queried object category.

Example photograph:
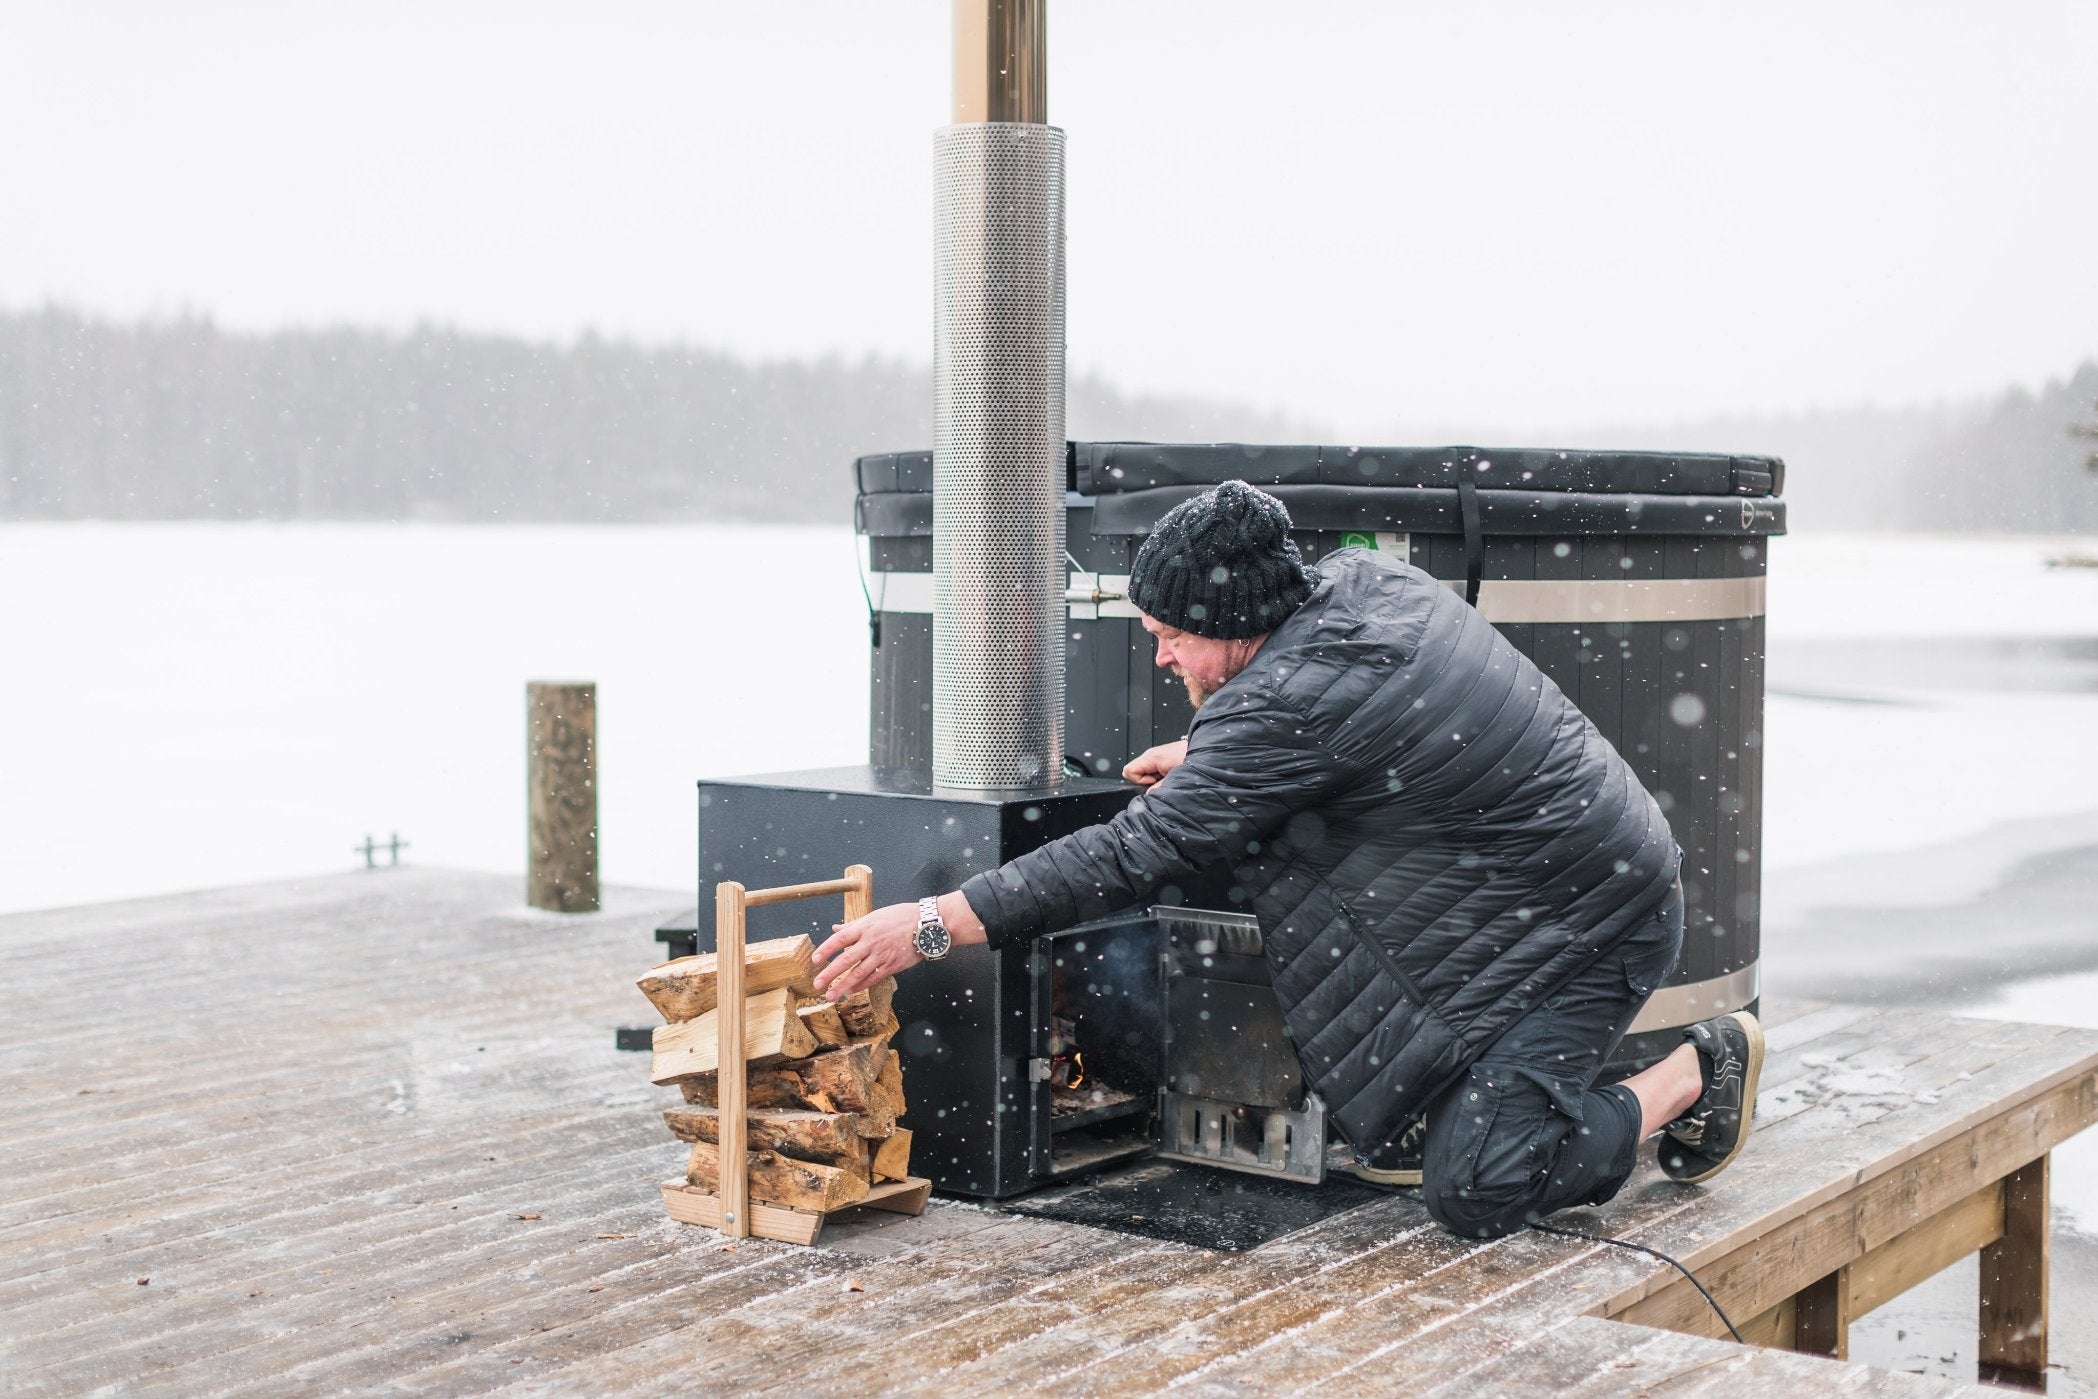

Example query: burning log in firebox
[640,934,918,1222]
[1047,1012,1142,1126]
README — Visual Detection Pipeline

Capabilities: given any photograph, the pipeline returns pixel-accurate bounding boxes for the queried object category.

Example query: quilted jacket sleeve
[960,688,1349,946]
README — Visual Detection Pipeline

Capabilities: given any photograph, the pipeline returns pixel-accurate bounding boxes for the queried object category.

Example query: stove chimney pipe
[932,0,1065,789]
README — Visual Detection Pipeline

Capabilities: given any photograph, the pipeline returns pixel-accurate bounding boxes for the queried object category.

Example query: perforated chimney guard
[931,121,1067,789]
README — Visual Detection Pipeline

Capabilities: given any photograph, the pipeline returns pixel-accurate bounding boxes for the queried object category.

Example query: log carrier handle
[712,864,873,1238]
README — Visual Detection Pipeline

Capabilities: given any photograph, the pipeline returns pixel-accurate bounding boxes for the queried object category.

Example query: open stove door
[1152,908,1328,1184]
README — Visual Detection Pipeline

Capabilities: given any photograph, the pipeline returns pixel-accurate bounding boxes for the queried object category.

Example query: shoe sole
[1350,1165,1423,1188]
[1672,1010,1764,1185]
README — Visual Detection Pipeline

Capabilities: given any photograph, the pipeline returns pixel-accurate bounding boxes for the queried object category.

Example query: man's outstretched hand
[1123,739,1189,787]
[812,902,922,999]
[812,890,990,999]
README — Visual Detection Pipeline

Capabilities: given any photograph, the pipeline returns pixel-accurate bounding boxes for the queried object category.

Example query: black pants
[1418,885,1685,1239]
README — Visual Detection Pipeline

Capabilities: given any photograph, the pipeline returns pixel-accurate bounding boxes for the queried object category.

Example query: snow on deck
[3,870,2092,1395]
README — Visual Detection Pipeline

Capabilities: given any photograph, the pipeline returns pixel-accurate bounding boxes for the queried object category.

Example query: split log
[649,988,817,1085]
[637,936,817,1023]
[678,1036,895,1137]
[795,1001,849,1047]
[835,978,896,1038]
[686,1140,868,1213]
[872,1127,913,1184]
[662,1105,865,1168]
[878,1048,907,1119]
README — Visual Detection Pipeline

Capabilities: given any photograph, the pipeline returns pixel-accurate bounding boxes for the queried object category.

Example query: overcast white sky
[3,2,2093,432]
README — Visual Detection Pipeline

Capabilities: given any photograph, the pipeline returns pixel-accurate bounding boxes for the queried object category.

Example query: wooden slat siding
[1405,1315,1974,1399]
[919,1202,1443,1393]
[6,870,2094,1396]
[1761,1001,1886,1053]
[268,1249,846,1399]
[2,1074,664,1234]
[1435,1317,1984,1399]
[820,1239,1238,1393]
[5,1144,688,1380]
[0,873,600,1021]
[289,1234,880,1397]
[1012,1205,1454,1389]
[1606,1057,2097,1337]
[0,1144,681,1332]
[0,873,710,1392]
[206,1235,827,1399]
[1754,1012,2015,1131]
[716,1227,1153,1395]
[2,1122,677,1294]
[683,1222,1092,1392]
[5,1118,686,1299]
[1589,1019,2079,1323]
[0,1097,680,1301]
[794,1242,1200,1390]
[216,1199,996,1395]
[1845,1178,2005,1317]
[885,1208,1434,1393]
[0,1143,668,1363]
[1028,1220,1494,1394]
[1195,1017,2075,1394]
[1195,1089,1837,1388]
[1577,1019,2064,1325]
[1321,1016,2057,1384]
[509,1221,1089,1398]
[1167,1208,1679,1395]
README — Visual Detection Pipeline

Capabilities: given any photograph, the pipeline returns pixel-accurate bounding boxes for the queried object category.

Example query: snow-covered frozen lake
[5,522,2092,919]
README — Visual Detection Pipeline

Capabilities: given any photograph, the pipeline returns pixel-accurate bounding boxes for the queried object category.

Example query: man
[815,480,1763,1238]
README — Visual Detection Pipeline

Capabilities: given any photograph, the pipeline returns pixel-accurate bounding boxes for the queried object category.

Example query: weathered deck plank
[2,870,2091,1397]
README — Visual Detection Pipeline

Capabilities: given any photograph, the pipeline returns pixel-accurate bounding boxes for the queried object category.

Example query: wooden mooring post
[527,680,599,913]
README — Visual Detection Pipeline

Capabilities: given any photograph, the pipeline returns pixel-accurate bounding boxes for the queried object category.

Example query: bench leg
[1795,1267,1850,1361]
[1979,1154,2048,1390]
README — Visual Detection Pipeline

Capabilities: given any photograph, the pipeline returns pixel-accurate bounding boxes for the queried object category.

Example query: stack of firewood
[639,933,913,1215]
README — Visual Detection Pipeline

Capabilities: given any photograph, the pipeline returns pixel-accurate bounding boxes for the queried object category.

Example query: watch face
[915,921,952,959]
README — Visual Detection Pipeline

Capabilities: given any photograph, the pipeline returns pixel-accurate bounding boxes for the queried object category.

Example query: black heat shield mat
[993,1157,1388,1252]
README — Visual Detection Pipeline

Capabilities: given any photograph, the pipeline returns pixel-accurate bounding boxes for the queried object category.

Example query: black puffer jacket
[961,550,1681,1149]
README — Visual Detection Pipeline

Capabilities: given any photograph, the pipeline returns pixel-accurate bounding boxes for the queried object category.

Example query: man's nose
[1154,640,1174,669]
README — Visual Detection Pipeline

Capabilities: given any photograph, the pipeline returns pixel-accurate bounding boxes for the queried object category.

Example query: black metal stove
[651,764,1325,1199]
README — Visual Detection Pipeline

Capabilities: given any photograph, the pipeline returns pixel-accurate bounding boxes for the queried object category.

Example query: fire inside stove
[1045,923,1164,1175]
[1049,1015,1143,1123]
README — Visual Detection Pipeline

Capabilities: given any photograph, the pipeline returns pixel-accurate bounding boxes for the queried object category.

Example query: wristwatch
[914,896,953,961]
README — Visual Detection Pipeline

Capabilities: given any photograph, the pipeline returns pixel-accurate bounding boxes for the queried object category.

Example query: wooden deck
[3,869,2093,1396]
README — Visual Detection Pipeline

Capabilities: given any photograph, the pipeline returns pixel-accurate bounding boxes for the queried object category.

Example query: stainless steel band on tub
[1627,961,1761,1036]
[870,572,1768,625]
[1452,575,1765,624]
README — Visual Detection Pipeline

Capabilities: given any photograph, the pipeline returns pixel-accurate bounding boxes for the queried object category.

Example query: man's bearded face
[1172,663,1214,708]
[1142,616,1259,709]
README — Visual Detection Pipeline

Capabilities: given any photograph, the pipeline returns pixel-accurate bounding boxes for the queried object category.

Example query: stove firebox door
[1155,908,1327,1184]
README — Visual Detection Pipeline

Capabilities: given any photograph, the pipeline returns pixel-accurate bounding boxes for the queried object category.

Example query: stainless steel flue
[932,0,1065,789]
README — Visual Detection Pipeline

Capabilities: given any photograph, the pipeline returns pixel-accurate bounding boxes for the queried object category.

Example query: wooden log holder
[656,863,931,1245]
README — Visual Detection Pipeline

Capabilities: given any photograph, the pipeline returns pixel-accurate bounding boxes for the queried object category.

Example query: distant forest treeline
[2,305,2094,532]
[0,306,1308,524]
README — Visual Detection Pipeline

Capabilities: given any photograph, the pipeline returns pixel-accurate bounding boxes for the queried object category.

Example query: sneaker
[1349,1118,1425,1188]
[1659,1011,1765,1184]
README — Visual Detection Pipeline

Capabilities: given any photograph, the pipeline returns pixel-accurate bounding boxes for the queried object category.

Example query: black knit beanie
[1126,480,1316,639]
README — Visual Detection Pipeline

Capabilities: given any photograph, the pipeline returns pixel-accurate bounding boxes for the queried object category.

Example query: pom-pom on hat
[1126,480,1317,639]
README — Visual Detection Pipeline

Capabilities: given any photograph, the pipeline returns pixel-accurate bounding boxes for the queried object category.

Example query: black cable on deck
[1528,1221,1744,1344]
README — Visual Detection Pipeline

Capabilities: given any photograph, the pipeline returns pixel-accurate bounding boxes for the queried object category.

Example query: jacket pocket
[1622,894,1685,999]
[1336,896,1433,1010]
